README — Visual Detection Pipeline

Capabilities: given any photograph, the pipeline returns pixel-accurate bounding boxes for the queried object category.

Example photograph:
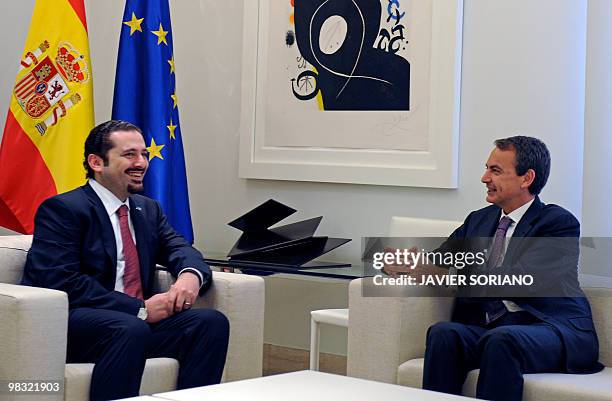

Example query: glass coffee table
[203,253,366,280]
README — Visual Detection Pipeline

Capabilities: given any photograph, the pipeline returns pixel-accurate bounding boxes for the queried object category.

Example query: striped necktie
[488,216,513,268]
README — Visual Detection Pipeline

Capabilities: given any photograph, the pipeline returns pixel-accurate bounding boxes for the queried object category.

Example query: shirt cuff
[179,268,205,289]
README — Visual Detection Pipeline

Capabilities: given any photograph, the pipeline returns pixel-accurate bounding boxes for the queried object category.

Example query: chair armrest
[0,283,68,401]
[153,269,265,382]
[347,278,453,384]
[197,271,264,381]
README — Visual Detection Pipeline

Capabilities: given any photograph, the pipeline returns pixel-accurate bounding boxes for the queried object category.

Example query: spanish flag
[0,0,94,233]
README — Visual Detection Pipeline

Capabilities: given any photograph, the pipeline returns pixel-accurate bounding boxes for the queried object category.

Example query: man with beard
[22,120,229,401]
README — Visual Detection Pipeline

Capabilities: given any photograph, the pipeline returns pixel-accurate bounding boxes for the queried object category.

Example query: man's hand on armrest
[167,271,200,313]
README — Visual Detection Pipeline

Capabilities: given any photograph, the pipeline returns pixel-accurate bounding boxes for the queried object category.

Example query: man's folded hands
[144,272,200,323]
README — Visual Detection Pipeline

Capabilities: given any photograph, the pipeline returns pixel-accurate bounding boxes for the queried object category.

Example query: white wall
[1,0,605,353]
[0,1,34,113]
[583,0,612,237]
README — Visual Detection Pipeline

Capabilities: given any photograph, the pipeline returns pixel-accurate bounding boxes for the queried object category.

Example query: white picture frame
[239,0,463,188]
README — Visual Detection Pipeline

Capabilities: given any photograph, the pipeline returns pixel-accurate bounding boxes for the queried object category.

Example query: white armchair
[0,235,265,401]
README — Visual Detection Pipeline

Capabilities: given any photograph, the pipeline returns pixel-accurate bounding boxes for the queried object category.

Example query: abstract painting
[289,0,410,111]
[239,0,463,188]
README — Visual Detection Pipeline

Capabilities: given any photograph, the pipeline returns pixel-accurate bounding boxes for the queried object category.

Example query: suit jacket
[22,183,212,316]
[441,197,601,373]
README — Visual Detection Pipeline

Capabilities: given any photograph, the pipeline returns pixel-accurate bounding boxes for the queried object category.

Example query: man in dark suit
[388,136,601,401]
[22,120,229,401]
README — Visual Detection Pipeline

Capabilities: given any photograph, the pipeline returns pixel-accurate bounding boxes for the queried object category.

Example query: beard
[127,182,145,194]
[126,168,146,194]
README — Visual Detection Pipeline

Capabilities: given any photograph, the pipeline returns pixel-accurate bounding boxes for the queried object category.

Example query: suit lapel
[480,207,502,237]
[83,184,117,269]
[129,197,151,291]
[511,197,543,237]
[505,197,543,263]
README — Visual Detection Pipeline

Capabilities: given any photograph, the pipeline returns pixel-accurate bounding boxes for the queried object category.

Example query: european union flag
[112,0,194,243]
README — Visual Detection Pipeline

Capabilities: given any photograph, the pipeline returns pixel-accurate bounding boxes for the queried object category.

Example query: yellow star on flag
[123,12,144,35]
[171,93,178,109]
[168,55,175,74]
[151,23,168,45]
[147,138,165,161]
[167,119,177,140]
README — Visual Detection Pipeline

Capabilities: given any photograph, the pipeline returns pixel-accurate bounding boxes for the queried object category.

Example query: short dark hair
[494,136,550,195]
[83,120,143,179]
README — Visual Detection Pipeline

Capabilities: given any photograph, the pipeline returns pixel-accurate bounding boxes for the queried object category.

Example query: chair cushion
[583,286,612,367]
[140,357,179,394]
[64,363,93,401]
[398,358,612,401]
[64,358,178,401]
[397,358,424,389]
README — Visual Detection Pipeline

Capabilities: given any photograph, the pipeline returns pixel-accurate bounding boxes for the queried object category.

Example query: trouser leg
[423,321,486,395]
[148,308,230,389]
[67,308,151,401]
[476,323,563,401]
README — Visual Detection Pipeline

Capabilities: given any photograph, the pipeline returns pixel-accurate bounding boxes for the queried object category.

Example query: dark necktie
[117,205,143,300]
[482,216,514,325]
[488,216,513,268]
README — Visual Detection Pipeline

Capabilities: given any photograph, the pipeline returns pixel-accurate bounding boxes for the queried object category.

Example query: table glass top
[203,252,366,280]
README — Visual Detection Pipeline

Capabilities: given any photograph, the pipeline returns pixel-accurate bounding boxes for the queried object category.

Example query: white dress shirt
[89,179,203,293]
[89,179,134,292]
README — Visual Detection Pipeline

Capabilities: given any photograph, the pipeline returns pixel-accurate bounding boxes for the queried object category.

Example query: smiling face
[87,130,149,201]
[481,147,535,214]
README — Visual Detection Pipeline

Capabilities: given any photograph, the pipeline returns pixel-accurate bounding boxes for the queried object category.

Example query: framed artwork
[239,0,463,187]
